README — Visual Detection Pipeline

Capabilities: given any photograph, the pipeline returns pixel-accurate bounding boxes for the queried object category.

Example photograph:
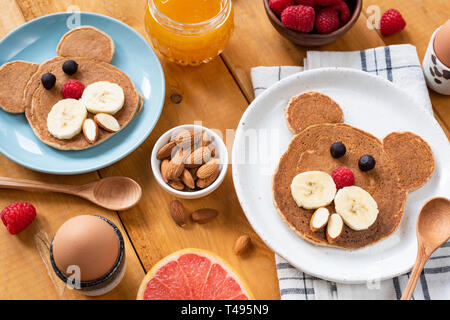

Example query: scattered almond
[168,180,185,191]
[94,113,120,132]
[82,118,98,144]
[185,147,212,168]
[157,141,176,160]
[197,158,220,179]
[169,200,187,227]
[310,208,330,232]
[160,159,170,183]
[234,235,252,256]
[191,208,218,224]
[196,168,220,189]
[181,169,195,189]
[326,214,344,243]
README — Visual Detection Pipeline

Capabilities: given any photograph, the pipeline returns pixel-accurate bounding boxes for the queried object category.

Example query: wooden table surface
[0,0,449,300]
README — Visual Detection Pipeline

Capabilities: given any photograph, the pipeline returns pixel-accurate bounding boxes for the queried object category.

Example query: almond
[168,180,185,191]
[234,235,252,256]
[185,147,212,168]
[160,159,170,183]
[169,200,187,227]
[326,214,344,243]
[310,208,330,232]
[196,168,220,189]
[191,208,218,224]
[157,141,176,160]
[82,118,98,144]
[202,131,211,147]
[94,113,120,132]
[172,129,202,148]
[188,167,199,181]
[181,169,195,189]
[197,158,220,179]
[166,149,186,180]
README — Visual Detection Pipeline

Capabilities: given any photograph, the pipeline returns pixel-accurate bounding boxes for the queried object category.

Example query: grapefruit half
[137,248,254,300]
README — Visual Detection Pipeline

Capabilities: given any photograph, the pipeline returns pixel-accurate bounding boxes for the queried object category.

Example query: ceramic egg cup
[423,27,450,95]
[49,216,126,297]
[151,124,229,199]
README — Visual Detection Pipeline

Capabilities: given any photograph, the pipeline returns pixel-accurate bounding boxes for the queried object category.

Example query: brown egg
[434,20,450,67]
[52,215,120,282]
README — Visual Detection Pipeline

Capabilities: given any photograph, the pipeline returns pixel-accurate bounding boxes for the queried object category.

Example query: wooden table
[0,0,449,300]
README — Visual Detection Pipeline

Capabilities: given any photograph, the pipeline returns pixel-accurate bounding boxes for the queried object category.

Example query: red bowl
[263,0,362,46]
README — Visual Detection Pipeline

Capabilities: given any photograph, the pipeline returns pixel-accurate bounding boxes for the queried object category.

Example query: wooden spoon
[401,197,450,300]
[0,176,142,211]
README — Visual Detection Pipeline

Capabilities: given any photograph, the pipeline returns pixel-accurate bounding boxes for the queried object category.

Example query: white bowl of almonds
[151,125,228,199]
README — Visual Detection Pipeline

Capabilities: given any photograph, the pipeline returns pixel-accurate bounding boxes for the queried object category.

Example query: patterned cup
[423,27,450,95]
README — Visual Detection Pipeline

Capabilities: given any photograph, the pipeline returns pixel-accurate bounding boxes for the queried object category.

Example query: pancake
[0,61,38,113]
[56,26,115,63]
[383,132,435,192]
[273,123,407,249]
[25,57,140,150]
[285,91,344,134]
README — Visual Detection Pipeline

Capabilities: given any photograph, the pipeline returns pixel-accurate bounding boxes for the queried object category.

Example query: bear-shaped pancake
[0,26,142,150]
[273,92,435,249]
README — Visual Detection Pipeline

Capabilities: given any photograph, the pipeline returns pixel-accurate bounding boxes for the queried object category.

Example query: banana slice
[81,81,125,114]
[334,186,379,231]
[290,171,337,209]
[47,99,87,140]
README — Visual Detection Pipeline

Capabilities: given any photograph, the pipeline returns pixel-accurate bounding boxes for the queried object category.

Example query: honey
[145,0,234,66]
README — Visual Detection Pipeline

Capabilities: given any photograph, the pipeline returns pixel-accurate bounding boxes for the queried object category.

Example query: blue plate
[0,12,165,175]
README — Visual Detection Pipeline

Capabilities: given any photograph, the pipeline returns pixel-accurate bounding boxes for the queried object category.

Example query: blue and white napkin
[251,44,449,300]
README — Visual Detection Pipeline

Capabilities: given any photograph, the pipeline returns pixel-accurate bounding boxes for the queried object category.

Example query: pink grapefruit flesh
[137,249,253,300]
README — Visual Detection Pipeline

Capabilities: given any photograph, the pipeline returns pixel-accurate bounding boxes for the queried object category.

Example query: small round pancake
[0,61,38,113]
[273,123,407,249]
[56,26,115,63]
[383,132,435,192]
[285,91,344,134]
[25,57,140,150]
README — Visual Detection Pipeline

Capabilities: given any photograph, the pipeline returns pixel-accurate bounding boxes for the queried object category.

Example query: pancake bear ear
[0,61,38,114]
[285,91,344,134]
[383,132,435,192]
[57,26,115,63]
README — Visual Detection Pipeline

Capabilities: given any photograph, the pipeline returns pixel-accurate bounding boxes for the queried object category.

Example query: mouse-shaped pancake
[0,26,141,150]
[273,92,435,249]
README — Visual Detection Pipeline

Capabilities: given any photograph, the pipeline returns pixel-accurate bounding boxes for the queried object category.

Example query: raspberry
[331,167,354,189]
[380,9,406,37]
[314,0,342,6]
[1,202,36,234]
[281,5,315,33]
[295,0,314,6]
[332,1,351,24]
[269,0,295,15]
[61,80,85,99]
[315,7,340,34]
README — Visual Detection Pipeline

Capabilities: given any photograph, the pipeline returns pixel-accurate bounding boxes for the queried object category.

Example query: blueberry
[330,142,346,158]
[41,73,56,90]
[62,60,78,75]
[359,155,376,171]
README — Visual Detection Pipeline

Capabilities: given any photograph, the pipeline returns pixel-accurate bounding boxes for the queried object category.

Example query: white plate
[232,68,450,284]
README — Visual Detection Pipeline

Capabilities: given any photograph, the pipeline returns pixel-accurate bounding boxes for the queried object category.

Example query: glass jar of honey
[145,0,234,66]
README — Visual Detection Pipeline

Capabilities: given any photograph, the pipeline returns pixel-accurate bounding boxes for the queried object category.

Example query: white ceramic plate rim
[232,67,450,284]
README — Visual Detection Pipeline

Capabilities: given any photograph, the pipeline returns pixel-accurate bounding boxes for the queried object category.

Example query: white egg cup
[423,26,450,95]
[151,124,229,199]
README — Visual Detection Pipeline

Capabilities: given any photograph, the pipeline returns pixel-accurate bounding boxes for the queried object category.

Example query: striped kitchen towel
[251,44,449,300]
